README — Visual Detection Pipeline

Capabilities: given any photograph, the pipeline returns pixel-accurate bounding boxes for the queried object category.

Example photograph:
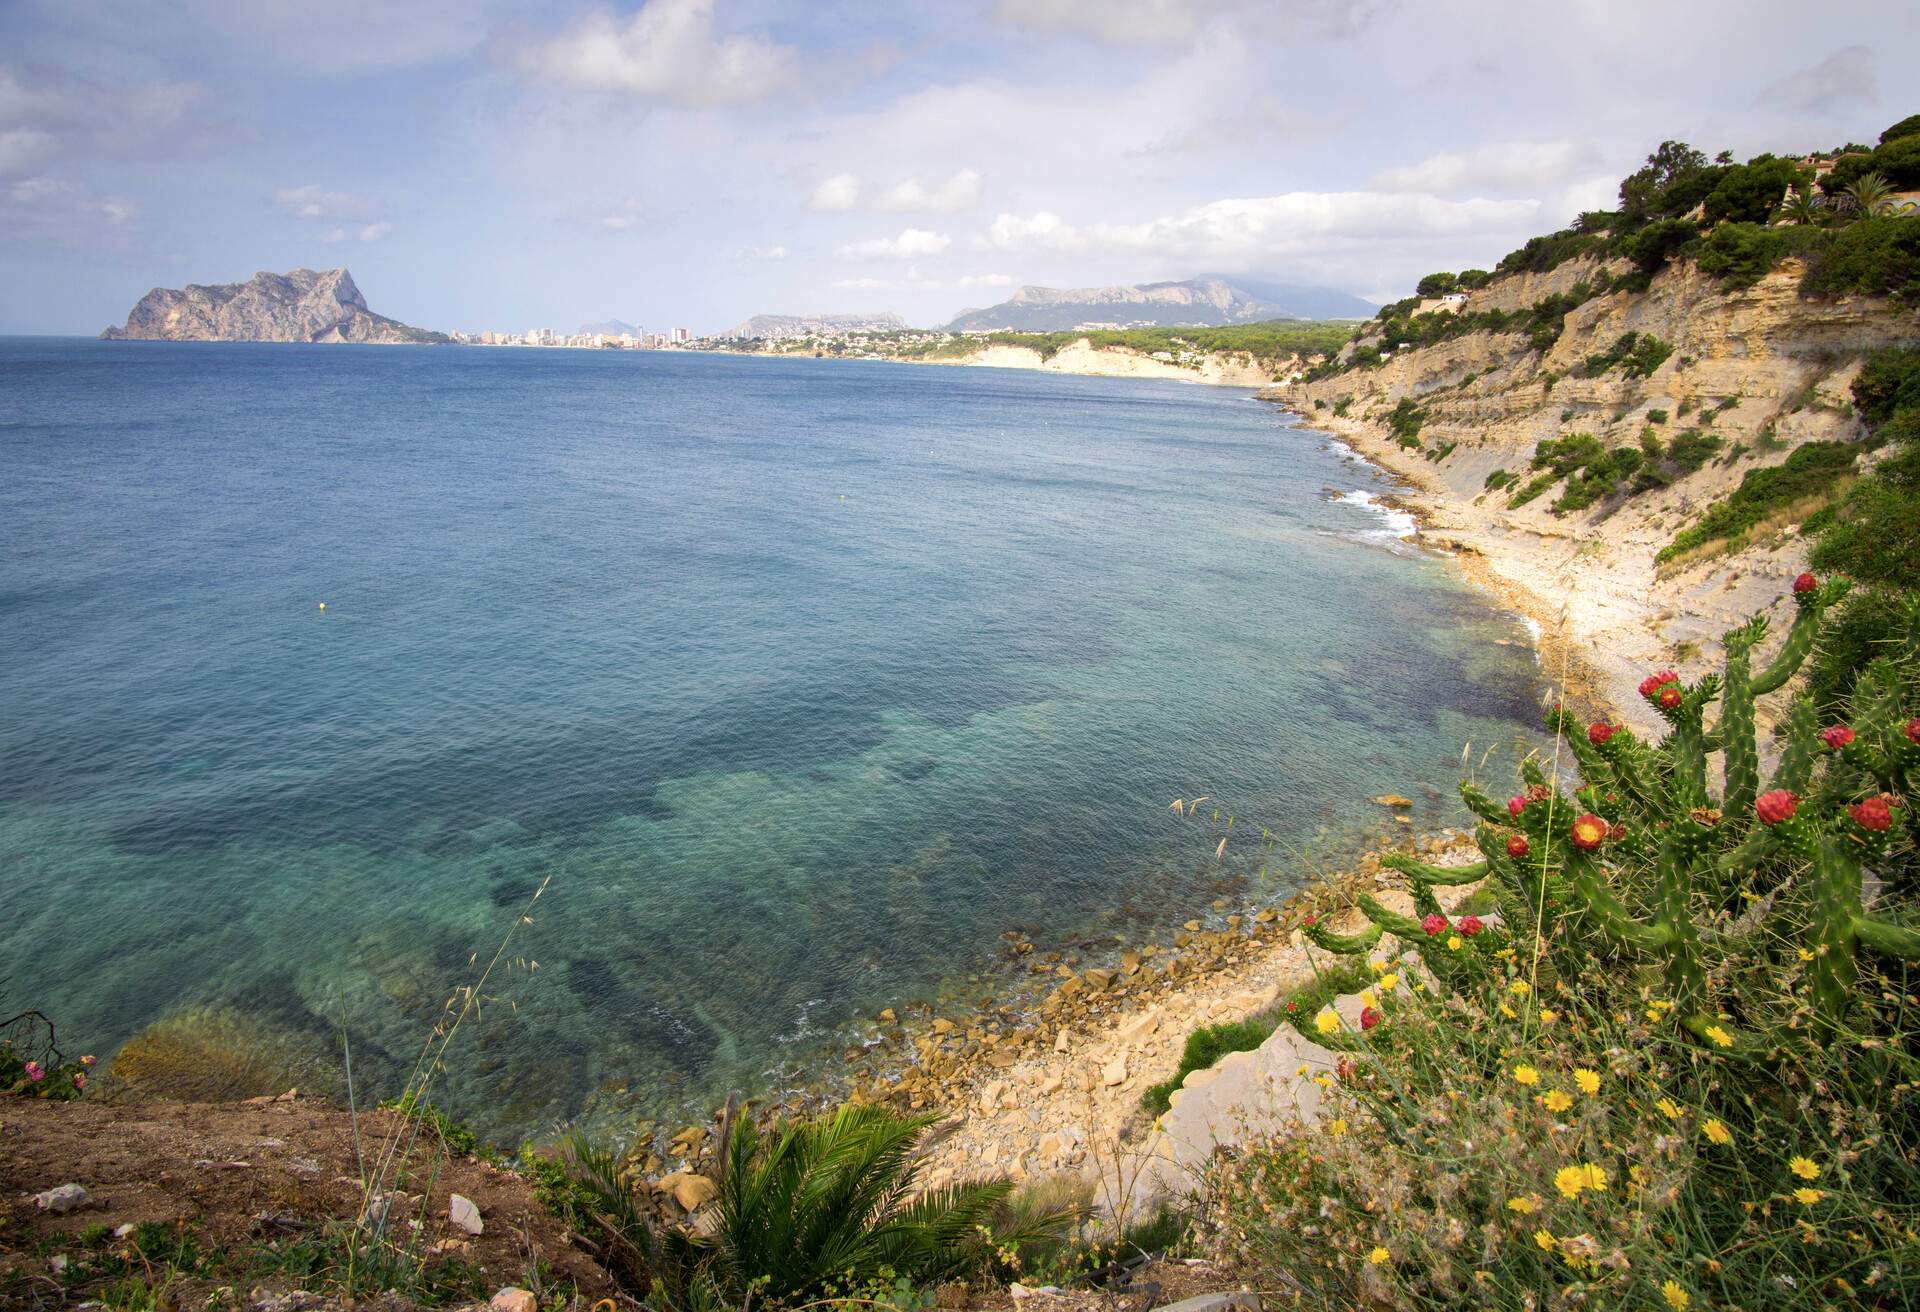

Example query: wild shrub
[1657,442,1857,563]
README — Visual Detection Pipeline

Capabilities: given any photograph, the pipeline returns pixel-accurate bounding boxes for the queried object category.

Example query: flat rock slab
[1151,1293,1261,1312]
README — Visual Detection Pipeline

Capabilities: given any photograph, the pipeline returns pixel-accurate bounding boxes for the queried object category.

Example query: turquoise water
[0,340,1540,1136]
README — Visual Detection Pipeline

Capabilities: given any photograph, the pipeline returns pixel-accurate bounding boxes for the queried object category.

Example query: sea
[0,339,1542,1137]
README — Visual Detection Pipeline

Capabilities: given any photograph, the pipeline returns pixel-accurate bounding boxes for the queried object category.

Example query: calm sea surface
[0,340,1540,1135]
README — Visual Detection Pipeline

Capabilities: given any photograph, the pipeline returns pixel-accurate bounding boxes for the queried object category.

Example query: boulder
[448,1193,483,1235]
[33,1184,91,1214]
[490,1289,539,1312]
[1151,1294,1261,1312]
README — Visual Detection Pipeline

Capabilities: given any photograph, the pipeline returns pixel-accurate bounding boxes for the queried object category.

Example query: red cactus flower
[1508,794,1527,818]
[1527,784,1553,803]
[1286,999,1298,1012]
[1793,572,1817,595]
[1588,721,1618,746]
[1658,686,1683,710]
[1421,912,1447,936]
[1506,833,1530,859]
[1821,724,1855,750]
[1906,717,1920,745]
[1755,790,1799,826]
[1303,913,1317,927]
[1609,821,1629,841]
[1460,914,1485,936]
[1851,796,1894,832]
[1570,813,1609,850]
[1639,669,1679,699]
[1360,1006,1382,1031]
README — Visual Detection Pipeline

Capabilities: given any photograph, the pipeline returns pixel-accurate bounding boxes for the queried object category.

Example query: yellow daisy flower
[1315,1007,1339,1035]
[1533,1230,1556,1252]
[1513,1064,1540,1086]
[1543,1089,1573,1113]
[1328,1118,1348,1138]
[1368,1246,1390,1265]
[1506,1197,1535,1214]
[1539,1008,1558,1024]
[1704,1024,1734,1048]
[1657,1097,1682,1120]
[1796,947,1815,962]
[1447,934,1464,950]
[1573,1068,1601,1095]
[1662,1279,1690,1309]
[1789,1156,1820,1180]
[1359,989,1378,1009]
[1703,1118,1731,1145]
[1554,1166,1589,1200]
[1378,971,1400,992]
[1793,1187,1823,1206]
[1509,979,1532,997]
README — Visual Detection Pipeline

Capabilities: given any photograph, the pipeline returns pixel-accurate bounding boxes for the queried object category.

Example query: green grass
[1656,441,1858,563]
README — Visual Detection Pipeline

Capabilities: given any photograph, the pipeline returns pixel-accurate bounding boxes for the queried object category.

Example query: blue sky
[2,0,1913,335]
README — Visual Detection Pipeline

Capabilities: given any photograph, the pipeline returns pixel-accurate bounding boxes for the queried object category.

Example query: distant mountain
[100,268,446,344]
[943,277,1374,332]
[725,311,906,340]
[580,319,641,337]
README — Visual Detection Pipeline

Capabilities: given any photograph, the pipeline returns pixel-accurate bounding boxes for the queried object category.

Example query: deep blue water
[0,339,1540,1135]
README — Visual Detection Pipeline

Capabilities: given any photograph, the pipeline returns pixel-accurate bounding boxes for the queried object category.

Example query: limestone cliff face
[1262,257,1916,721]
[101,268,447,344]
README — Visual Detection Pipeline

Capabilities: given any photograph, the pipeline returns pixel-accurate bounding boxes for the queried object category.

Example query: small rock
[1150,1294,1261,1312]
[878,1008,896,1023]
[669,1172,717,1211]
[1102,1056,1128,1087]
[113,1223,136,1239]
[490,1288,538,1312]
[1054,1028,1070,1053]
[48,1255,69,1275]
[33,1184,91,1214]
[448,1193,483,1236]
[1372,794,1414,808]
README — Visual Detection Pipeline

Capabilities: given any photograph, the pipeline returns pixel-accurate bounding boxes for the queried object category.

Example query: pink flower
[1508,794,1527,818]
[1422,912,1447,936]
[79,1055,96,1067]
[1851,796,1894,832]
[1506,833,1530,859]
[1588,722,1618,746]
[72,1072,86,1090]
[1302,913,1317,927]
[1658,686,1683,710]
[1906,717,1920,745]
[1755,790,1799,826]
[1360,1006,1382,1031]
[1821,724,1855,750]
[1793,572,1817,595]
[1639,669,1679,699]
[1459,915,1485,936]
[24,1061,44,1082]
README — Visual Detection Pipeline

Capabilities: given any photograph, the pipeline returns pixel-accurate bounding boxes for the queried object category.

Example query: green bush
[1807,584,1918,714]
[1657,441,1857,562]
[1647,408,1668,424]
[1387,398,1425,448]
[1698,221,1788,286]
[1416,272,1458,297]
[1580,331,1673,379]
[1883,114,1920,146]
[1621,218,1699,275]
[1801,216,1920,299]
[1702,154,1810,226]
[1850,347,1920,425]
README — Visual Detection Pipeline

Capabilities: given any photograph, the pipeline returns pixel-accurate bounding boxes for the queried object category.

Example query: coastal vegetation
[1213,578,1920,1309]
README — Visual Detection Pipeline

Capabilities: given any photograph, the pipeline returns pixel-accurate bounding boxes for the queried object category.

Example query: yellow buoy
[318,602,326,610]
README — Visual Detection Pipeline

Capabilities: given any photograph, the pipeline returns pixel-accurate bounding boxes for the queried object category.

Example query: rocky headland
[101,267,448,344]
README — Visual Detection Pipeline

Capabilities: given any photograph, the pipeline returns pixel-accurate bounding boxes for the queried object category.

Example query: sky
[2,0,1914,335]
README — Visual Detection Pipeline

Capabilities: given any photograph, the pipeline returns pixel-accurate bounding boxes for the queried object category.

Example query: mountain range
[725,311,908,340]
[100,268,446,344]
[943,277,1375,332]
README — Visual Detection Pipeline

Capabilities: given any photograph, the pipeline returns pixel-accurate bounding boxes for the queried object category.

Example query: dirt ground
[0,1093,614,1309]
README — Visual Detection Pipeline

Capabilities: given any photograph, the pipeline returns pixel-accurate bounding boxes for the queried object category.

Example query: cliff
[100,268,447,344]
[945,276,1373,332]
[1261,254,1916,722]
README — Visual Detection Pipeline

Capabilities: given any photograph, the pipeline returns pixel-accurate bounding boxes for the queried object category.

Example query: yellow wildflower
[1704,1024,1734,1048]
[1499,1002,1517,1019]
[1378,971,1400,992]
[1539,1008,1558,1024]
[1313,1074,1332,1088]
[1359,989,1378,1009]
[1554,1166,1589,1200]
[1703,1118,1731,1145]
[1533,1230,1556,1252]
[1370,958,1387,973]
[1789,1156,1820,1181]
[1543,1089,1573,1113]
[1797,947,1815,962]
[1447,934,1464,950]
[1368,1247,1390,1265]
[1506,1197,1535,1214]
[1315,1007,1339,1035]
[1794,1187,1823,1206]
[1328,1118,1348,1138]
[1513,1064,1540,1086]
[1573,1067,1601,1095]
[1509,979,1532,997]
[1657,1097,1682,1120]
[1662,1279,1690,1309]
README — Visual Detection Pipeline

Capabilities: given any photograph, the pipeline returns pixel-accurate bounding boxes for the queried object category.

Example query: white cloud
[876,168,982,213]
[1373,141,1604,195]
[357,221,392,241]
[1756,45,1878,114]
[983,192,1542,267]
[92,198,136,224]
[321,220,392,242]
[992,0,1208,47]
[982,211,1084,253]
[0,65,216,177]
[837,227,951,260]
[957,272,1014,288]
[274,184,374,220]
[513,0,796,106]
[809,172,860,211]
[9,175,65,203]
